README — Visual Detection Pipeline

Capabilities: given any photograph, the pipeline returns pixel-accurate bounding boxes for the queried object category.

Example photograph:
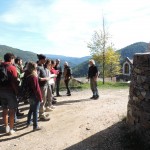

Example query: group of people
[0,53,72,135]
[0,52,99,135]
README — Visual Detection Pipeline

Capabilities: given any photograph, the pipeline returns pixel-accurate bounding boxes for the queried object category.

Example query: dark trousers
[64,79,70,94]
[55,77,61,95]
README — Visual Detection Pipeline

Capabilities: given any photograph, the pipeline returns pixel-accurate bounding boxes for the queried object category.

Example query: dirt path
[0,88,129,150]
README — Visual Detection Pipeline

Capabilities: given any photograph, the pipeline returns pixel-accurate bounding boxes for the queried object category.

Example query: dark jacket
[64,66,72,80]
[37,65,47,87]
[54,64,62,79]
[88,65,98,78]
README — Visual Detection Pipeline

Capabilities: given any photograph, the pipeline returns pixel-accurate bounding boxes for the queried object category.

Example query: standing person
[54,59,62,97]
[0,53,19,135]
[44,59,57,111]
[25,61,43,131]
[15,57,24,118]
[87,59,99,100]
[50,60,58,104]
[63,61,72,96]
[50,60,57,94]
[37,54,50,121]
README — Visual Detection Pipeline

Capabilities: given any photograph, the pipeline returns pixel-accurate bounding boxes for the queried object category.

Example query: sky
[0,0,150,57]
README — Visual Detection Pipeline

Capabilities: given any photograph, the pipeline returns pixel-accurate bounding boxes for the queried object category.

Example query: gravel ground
[0,88,129,150]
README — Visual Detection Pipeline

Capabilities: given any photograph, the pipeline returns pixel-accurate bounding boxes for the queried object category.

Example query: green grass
[80,81,129,90]
[59,80,129,91]
[97,81,130,89]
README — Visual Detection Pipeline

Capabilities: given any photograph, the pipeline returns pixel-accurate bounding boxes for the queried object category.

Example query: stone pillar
[127,53,150,129]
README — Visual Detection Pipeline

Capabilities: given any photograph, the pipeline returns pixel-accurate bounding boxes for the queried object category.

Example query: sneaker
[46,107,53,112]
[53,97,57,100]
[93,95,99,100]
[33,126,42,131]
[90,96,94,99]
[51,105,56,109]
[52,100,57,104]
[67,93,71,96]
[40,115,50,121]
[5,125,10,133]
[9,129,16,135]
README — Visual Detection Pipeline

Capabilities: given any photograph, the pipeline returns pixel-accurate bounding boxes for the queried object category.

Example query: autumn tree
[87,17,109,84]
[105,47,121,80]
[87,17,121,83]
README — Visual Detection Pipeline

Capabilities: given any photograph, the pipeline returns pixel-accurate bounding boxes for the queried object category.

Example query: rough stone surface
[127,53,150,129]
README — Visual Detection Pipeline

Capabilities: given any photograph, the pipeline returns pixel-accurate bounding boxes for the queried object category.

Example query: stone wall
[127,53,150,129]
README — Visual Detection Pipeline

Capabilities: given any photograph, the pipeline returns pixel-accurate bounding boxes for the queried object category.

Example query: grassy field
[59,78,130,90]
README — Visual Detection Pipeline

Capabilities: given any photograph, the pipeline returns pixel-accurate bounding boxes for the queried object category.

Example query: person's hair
[89,59,95,65]
[56,59,60,62]
[37,54,46,60]
[27,61,37,73]
[51,60,56,65]
[44,59,51,68]
[64,61,68,66]
[4,53,15,62]
[15,57,22,64]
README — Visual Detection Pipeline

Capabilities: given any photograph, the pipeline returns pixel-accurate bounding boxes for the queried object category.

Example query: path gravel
[0,88,129,150]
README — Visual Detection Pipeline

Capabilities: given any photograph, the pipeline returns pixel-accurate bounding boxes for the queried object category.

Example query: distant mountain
[45,54,91,67]
[0,42,149,77]
[117,42,148,62]
[0,45,37,63]
[72,60,89,77]
[73,42,149,77]
[0,45,91,67]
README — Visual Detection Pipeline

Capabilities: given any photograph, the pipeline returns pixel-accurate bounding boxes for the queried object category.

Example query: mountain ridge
[0,42,149,77]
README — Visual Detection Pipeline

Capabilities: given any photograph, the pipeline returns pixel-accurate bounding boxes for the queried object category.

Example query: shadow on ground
[56,98,92,106]
[65,120,147,150]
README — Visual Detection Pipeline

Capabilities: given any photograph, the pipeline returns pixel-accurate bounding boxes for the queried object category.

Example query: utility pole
[102,16,105,84]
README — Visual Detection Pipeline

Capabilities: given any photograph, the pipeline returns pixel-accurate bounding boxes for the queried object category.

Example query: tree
[90,46,121,80]
[87,17,109,84]
[105,47,121,80]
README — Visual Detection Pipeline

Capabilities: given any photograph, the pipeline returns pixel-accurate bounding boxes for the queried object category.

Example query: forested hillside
[45,54,90,67]
[0,45,90,66]
[117,42,148,62]
[73,42,149,77]
[72,60,89,77]
[0,45,37,62]
[0,42,149,77]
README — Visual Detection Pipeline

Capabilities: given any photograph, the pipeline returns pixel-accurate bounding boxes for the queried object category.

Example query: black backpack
[18,74,32,102]
[0,64,10,87]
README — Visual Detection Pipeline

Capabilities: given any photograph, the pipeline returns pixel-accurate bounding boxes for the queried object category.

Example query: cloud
[0,0,150,56]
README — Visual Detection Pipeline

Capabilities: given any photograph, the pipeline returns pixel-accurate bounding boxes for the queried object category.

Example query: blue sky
[0,0,150,57]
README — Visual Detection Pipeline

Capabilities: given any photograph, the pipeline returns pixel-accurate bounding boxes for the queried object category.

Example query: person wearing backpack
[0,53,19,135]
[63,61,72,96]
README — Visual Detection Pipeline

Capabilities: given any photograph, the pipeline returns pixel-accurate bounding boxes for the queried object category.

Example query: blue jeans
[27,95,40,128]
